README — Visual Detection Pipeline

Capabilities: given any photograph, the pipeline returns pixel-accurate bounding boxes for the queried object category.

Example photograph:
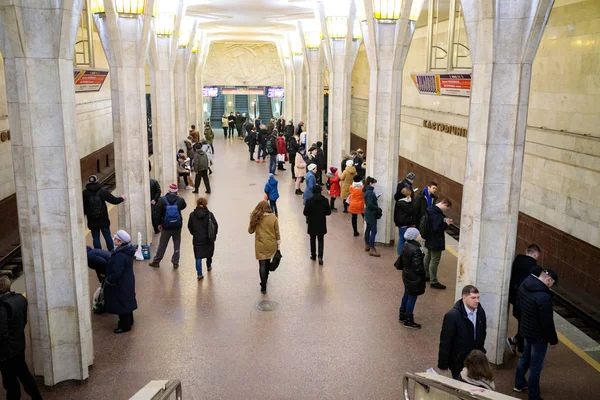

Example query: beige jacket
[248,213,280,260]
[340,165,357,199]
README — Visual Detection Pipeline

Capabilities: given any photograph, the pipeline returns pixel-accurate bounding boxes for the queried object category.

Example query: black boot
[399,309,406,322]
[295,189,302,195]
[343,202,348,213]
[404,314,421,329]
[330,197,337,211]
[352,216,359,237]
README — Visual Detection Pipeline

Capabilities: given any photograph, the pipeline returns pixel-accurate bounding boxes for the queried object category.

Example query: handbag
[269,250,282,271]
[394,255,403,270]
[376,207,383,219]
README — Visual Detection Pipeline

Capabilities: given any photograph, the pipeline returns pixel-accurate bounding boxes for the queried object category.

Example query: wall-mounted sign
[221,87,265,95]
[267,87,284,98]
[410,72,471,98]
[423,120,468,138]
[73,69,109,92]
[203,87,219,97]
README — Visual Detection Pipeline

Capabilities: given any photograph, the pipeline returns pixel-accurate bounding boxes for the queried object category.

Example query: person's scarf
[424,186,433,207]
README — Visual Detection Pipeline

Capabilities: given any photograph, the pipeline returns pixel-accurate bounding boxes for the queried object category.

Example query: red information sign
[438,74,471,97]
[73,69,109,93]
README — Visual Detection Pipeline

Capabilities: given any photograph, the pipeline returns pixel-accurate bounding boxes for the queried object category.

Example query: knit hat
[346,160,354,167]
[113,230,131,244]
[406,172,416,180]
[89,175,98,183]
[404,227,420,241]
[307,163,317,171]
[330,166,338,174]
[353,175,362,182]
[268,173,275,179]
[168,183,178,193]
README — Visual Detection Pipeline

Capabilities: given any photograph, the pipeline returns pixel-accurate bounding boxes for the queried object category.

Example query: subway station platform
[26,138,600,399]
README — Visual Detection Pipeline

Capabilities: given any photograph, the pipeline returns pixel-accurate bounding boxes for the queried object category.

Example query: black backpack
[87,192,105,220]
[419,213,431,240]
[267,136,276,154]
[207,212,217,242]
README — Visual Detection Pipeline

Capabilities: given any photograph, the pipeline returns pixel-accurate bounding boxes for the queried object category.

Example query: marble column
[363,2,418,244]
[292,54,305,128]
[188,52,200,129]
[174,48,191,144]
[0,1,93,385]
[148,33,178,189]
[305,47,326,146]
[94,1,154,245]
[457,0,554,364]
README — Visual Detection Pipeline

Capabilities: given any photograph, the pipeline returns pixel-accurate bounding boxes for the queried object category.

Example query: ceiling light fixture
[305,31,321,50]
[372,0,425,23]
[91,0,146,18]
[353,19,362,40]
[326,17,348,40]
[178,17,194,48]
[153,0,177,37]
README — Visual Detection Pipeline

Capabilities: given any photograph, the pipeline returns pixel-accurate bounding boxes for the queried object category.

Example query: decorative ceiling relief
[203,42,284,86]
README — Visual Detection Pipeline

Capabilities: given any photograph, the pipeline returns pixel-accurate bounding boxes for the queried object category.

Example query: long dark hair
[464,350,494,382]
[249,201,273,232]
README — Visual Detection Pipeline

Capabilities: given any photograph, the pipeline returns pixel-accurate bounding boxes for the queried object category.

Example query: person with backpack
[204,121,215,154]
[0,276,43,400]
[149,184,187,269]
[256,126,267,163]
[423,198,452,289]
[276,131,287,171]
[266,128,278,174]
[364,176,381,257]
[398,228,426,329]
[264,173,280,217]
[287,132,300,180]
[188,197,218,281]
[394,187,415,256]
[83,174,126,251]
[246,127,257,161]
[192,145,211,194]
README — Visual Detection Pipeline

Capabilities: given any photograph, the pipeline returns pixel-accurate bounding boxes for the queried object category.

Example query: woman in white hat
[398,227,426,329]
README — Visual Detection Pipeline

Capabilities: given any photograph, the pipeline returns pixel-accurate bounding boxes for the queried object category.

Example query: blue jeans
[397,226,408,255]
[269,200,278,217]
[258,145,266,160]
[269,155,277,174]
[515,339,548,399]
[364,222,377,248]
[91,227,114,251]
[400,292,417,314]
[195,258,212,276]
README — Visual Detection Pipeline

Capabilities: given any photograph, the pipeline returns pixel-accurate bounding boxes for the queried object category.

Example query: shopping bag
[92,283,105,314]
[134,245,144,261]
[269,250,282,271]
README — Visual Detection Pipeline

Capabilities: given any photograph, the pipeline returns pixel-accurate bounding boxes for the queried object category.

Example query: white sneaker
[506,337,517,355]
[186,186,193,190]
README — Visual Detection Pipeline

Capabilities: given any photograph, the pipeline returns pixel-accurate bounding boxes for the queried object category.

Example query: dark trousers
[249,145,256,160]
[515,339,548,399]
[400,292,417,314]
[91,227,114,251]
[194,170,211,193]
[316,169,323,185]
[269,155,277,174]
[330,197,337,210]
[290,156,296,179]
[351,213,364,234]
[269,200,278,217]
[258,145,266,160]
[259,259,270,290]
[236,127,242,137]
[118,312,134,331]
[0,352,42,400]
[222,127,227,137]
[152,229,182,264]
[310,234,324,259]
[228,126,234,136]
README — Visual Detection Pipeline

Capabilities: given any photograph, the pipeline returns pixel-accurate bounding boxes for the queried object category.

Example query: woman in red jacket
[276,131,288,171]
[326,166,341,211]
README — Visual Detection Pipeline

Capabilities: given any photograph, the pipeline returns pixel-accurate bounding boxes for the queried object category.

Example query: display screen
[267,87,284,98]
[203,87,219,97]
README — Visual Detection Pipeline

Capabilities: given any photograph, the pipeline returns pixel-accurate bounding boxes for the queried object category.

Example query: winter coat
[424,205,448,251]
[248,213,280,260]
[285,123,295,138]
[363,186,379,225]
[316,148,326,170]
[340,165,357,200]
[87,246,110,276]
[509,255,541,307]
[184,136,195,158]
[83,182,124,230]
[155,193,187,231]
[438,300,487,375]
[264,177,280,201]
[150,178,161,204]
[222,117,229,128]
[247,131,257,147]
[303,171,316,204]
[400,240,426,296]
[0,292,28,361]
[204,126,214,144]
[414,188,437,229]
[235,115,245,129]
[517,275,558,345]
[192,149,209,172]
[276,136,288,160]
[394,198,414,227]
[266,134,278,155]
[187,207,218,260]
[228,115,235,127]
[268,121,275,134]
[353,155,364,178]
[104,244,138,316]
[328,172,341,198]
[295,153,307,178]
[287,136,299,157]
[190,129,200,144]
[202,143,213,162]
[395,178,414,201]
[303,194,331,236]
[348,183,365,214]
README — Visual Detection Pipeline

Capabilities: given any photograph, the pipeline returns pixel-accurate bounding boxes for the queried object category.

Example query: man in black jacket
[149,161,162,234]
[395,172,416,201]
[83,175,126,251]
[303,186,331,265]
[287,133,300,180]
[438,285,487,380]
[514,269,558,399]
[0,276,42,400]
[507,244,543,354]
[413,182,438,228]
[424,198,452,289]
[149,184,187,269]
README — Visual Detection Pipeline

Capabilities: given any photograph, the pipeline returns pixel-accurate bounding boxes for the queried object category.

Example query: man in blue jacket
[514,269,558,399]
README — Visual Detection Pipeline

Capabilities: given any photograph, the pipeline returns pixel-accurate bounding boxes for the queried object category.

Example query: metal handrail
[155,380,182,400]
[403,373,501,400]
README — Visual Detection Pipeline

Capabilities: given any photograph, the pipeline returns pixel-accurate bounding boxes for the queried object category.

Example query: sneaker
[430,283,447,290]
[507,337,517,355]
[513,384,527,393]
[369,248,381,257]
[186,185,193,190]
[173,264,179,269]
[149,262,160,268]
[197,274,204,281]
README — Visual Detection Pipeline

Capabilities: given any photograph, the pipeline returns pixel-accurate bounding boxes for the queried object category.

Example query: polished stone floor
[29,137,599,399]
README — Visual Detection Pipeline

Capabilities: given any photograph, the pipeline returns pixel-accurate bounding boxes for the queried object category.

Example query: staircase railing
[403,372,517,400]
[130,380,182,400]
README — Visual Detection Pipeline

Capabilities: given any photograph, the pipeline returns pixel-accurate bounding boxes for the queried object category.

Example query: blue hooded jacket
[264,174,280,201]
[303,171,316,204]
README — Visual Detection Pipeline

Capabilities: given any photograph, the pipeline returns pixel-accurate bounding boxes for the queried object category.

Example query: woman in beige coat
[248,200,280,294]
[340,160,357,213]
[294,147,307,194]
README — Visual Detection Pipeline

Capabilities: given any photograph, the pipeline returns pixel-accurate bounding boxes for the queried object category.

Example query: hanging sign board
[73,69,109,93]
[410,72,471,98]
[221,87,265,95]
